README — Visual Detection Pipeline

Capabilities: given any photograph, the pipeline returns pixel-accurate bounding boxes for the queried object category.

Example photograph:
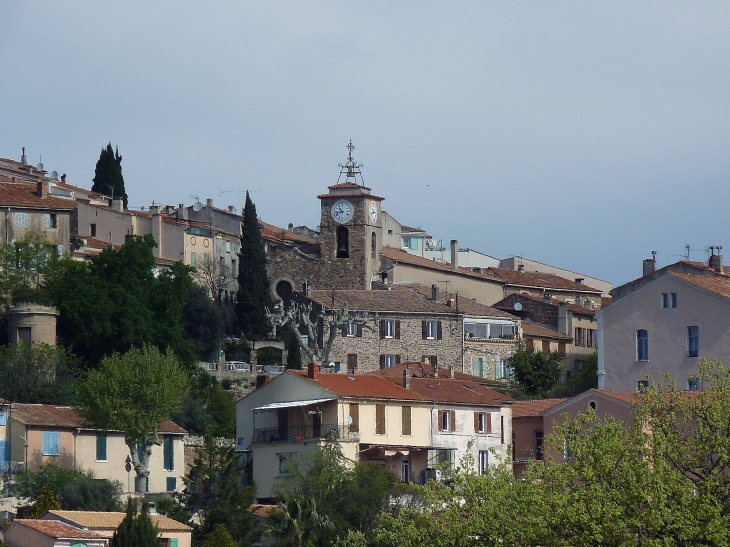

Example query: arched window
[337,227,349,258]
[371,232,377,258]
[276,280,293,300]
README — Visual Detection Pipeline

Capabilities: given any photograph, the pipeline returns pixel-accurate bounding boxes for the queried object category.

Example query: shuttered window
[349,403,359,433]
[402,406,412,436]
[163,436,174,471]
[42,431,60,455]
[375,404,386,435]
[96,433,107,461]
[166,477,177,491]
[347,354,358,372]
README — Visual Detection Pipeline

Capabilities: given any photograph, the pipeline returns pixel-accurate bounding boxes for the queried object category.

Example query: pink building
[4,519,107,547]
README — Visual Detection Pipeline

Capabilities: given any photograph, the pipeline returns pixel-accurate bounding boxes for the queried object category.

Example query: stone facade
[463,338,518,380]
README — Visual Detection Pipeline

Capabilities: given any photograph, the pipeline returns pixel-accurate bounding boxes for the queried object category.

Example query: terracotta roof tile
[520,322,573,341]
[369,361,508,389]
[327,182,370,190]
[391,283,517,318]
[306,289,458,314]
[669,272,730,299]
[399,225,428,234]
[390,377,511,405]
[591,389,638,404]
[317,192,384,201]
[12,519,102,539]
[496,292,597,315]
[0,182,77,210]
[381,247,502,282]
[511,398,568,418]
[47,510,192,532]
[290,370,426,401]
[260,220,316,244]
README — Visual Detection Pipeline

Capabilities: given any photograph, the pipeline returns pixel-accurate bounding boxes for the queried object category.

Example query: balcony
[253,424,359,444]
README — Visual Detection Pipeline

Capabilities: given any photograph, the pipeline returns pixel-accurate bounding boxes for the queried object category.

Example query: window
[231,259,237,275]
[90,223,97,237]
[190,251,197,267]
[163,436,174,471]
[587,329,595,348]
[96,434,107,461]
[402,237,418,250]
[14,212,28,227]
[349,403,359,433]
[464,323,487,338]
[57,244,64,259]
[42,213,57,229]
[402,406,412,436]
[347,353,357,372]
[42,431,60,455]
[575,327,586,347]
[575,359,584,372]
[489,323,516,339]
[688,378,700,391]
[542,340,551,353]
[203,253,210,268]
[347,322,358,336]
[422,320,441,340]
[558,342,566,356]
[535,431,544,460]
[17,327,31,343]
[375,404,386,435]
[0,409,6,426]
[380,354,400,368]
[687,326,699,358]
[385,319,395,338]
[637,330,649,361]
[501,415,505,444]
[495,358,510,380]
[671,293,678,308]
[277,452,296,473]
[380,319,399,339]
[662,293,669,309]
[371,232,376,258]
[465,322,516,339]
[473,357,485,378]
[401,459,410,482]
[166,477,177,492]
[478,451,489,475]
[637,380,650,393]
[662,293,678,309]
[439,410,455,432]
[475,412,491,434]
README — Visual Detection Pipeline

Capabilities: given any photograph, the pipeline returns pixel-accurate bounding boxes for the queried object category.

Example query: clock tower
[317,141,384,290]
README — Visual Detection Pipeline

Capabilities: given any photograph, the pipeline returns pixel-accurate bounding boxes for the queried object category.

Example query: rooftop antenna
[337,140,365,186]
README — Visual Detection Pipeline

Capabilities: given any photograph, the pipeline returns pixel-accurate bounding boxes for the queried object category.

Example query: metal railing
[253,424,358,444]
[197,362,286,374]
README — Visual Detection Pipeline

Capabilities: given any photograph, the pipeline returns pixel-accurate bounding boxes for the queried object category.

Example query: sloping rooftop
[396,377,512,405]
[46,510,192,532]
[11,519,102,539]
[381,247,502,282]
[669,272,730,299]
[306,289,458,314]
[511,398,569,418]
[370,361,505,386]
[289,370,426,401]
[496,292,597,316]
[520,322,573,341]
[260,220,316,244]
[390,283,517,318]
[0,182,77,210]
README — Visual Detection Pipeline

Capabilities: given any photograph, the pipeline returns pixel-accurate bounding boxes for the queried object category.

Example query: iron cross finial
[346,140,355,159]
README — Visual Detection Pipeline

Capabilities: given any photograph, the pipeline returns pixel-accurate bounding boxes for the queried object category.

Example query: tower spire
[337,140,364,185]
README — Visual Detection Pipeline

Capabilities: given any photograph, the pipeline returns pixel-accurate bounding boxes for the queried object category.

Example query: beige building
[8,404,186,496]
[6,303,58,345]
[4,519,107,547]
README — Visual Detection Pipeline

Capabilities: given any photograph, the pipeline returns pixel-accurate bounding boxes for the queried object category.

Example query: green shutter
[164,436,174,470]
[96,433,107,461]
[167,476,177,491]
[170,539,178,547]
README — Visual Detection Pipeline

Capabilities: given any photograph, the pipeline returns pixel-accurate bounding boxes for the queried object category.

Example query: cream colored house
[3,518,108,547]
[9,404,186,495]
[236,366,431,502]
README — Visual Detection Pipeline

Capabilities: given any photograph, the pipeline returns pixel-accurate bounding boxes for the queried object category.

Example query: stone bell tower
[317,141,384,290]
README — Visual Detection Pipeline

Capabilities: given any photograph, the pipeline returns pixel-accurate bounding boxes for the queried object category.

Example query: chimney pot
[403,369,410,389]
[308,363,317,379]
[709,247,723,272]
[643,257,656,277]
[450,240,458,270]
[112,198,124,212]
[518,264,525,273]
[206,198,213,207]
[449,367,455,379]
[228,205,236,213]
[256,374,269,389]
[37,180,48,199]
[431,284,439,301]
[61,173,66,184]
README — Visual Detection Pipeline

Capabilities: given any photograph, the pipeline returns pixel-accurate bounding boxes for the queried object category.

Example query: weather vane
[337,139,365,185]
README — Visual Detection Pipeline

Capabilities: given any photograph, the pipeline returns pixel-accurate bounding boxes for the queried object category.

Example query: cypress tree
[287,336,302,370]
[112,499,161,547]
[235,192,272,338]
[92,143,128,208]
[29,485,59,518]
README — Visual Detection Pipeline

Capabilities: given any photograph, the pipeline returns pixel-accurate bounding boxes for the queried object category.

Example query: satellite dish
[192,201,203,212]
[344,416,353,426]
[514,302,523,311]
[50,171,58,179]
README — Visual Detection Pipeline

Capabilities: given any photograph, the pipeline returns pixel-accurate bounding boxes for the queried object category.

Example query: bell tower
[317,141,384,290]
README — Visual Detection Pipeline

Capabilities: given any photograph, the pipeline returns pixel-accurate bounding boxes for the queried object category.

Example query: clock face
[331,199,354,224]
[369,202,378,223]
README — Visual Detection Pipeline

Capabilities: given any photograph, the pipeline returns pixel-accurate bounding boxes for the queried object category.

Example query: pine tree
[92,143,128,208]
[202,524,237,547]
[29,485,59,518]
[235,192,272,338]
[112,499,161,547]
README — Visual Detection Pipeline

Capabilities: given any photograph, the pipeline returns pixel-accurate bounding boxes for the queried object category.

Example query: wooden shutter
[341,324,347,337]
[487,413,492,434]
[380,354,386,369]
[356,324,363,337]
[376,404,385,434]
[380,319,386,339]
[474,412,480,433]
[432,355,437,366]
[438,410,445,431]
[437,321,443,340]
[347,354,357,370]
[402,406,412,436]
[422,321,427,339]
[395,320,401,339]
[395,354,401,365]
[349,403,359,433]
[450,410,456,432]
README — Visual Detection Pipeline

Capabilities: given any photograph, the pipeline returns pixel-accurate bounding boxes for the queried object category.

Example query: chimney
[61,173,66,184]
[206,198,213,208]
[288,223,294,231]
[449,367,455,379]
[302,280,310,297]
[308,363,317,379]
[256,374,269,389]
[643,252,657,277]
[447,298,455,307]
[177,204,188,220]
[403,369,410,390]
[21,147,26,165]
[228,205,236,213]
[112,198,124,212]
[450,240,458,270]
[709,246,723,272]
[37,180,48,199]
[518,264,525,273]
[431,284,440,302]
[574,278,584,284]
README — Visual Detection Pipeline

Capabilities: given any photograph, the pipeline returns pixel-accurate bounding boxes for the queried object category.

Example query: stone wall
[463,338,519,379]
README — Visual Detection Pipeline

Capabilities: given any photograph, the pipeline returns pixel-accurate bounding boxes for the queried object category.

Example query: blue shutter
[166,477,177,491]
[0,409,6,426]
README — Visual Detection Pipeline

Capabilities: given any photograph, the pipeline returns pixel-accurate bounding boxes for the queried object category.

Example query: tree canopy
[112,499,161,547]
[92,143,128,208]
[181,285,224,362]
[235,192,272,338]
[509,343,564,398]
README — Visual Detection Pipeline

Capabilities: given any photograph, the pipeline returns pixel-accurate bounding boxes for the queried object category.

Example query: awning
[253,398,336,412]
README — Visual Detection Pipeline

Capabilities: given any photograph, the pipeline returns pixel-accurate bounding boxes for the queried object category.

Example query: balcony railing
[253,424,359,444]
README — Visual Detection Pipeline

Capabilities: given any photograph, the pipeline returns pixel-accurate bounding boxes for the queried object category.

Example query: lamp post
[125,455,132,496]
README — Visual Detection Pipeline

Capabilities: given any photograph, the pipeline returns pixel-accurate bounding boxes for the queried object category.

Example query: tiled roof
[327,182,370,190]
[520,322,573,341]
[391,283,517,318]
[496,292,597,315]
[601,296,613,308]
[47,510,192,532]
[12,519,102,539]
[592,389,638,404]
[317,192,385,201]
[0,182,77,210]
[511,398,568,418]
[488,268,602,293]
[394,377,512,405]
[381,248,503,282]
[679,260,730,276]
[290,370,426,401]
[400,225,428,234]
[306,289,458,314]
[370,361,506,388]
[260,220,316,244]
[669,272,730,299]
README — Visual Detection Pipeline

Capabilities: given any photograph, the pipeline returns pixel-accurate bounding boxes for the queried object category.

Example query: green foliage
[286,336,302,370]
[202,524,237,547]
[92,143,128,208]
[14,465,123,512]
[566,350,598,395]
[172,373,235,437]
[28,485,59,518]
[43,235,195,368]
[177,435,256,545]
[256,346,281,367]
[154,497,191,527]
[0,343,81,404]
[223,337,251,361]
[112,498,161,547]
[509,344,563,397]
[77,345,189,492]
[235,192,272,338]
[182,285,225,361]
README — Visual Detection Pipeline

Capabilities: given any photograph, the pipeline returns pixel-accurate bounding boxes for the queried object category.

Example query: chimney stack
[450,240,458,270]
[256,375,269,389]
[37,180,48,199]
[449,367,455,379]
[431,284,440,302]
[112,198,124,212]
[206,198,213,208]
[308,363,317,379]
[403,369,410,390]
[61,173,66,184]
[518,264,525,273]
[21,147,26,165]
[643,252,657,277]
[228,205,236,213]
[709,246,723,272]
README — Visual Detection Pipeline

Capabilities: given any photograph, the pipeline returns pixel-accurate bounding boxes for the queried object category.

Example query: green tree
[235,192,272,338]
[77,345,189,493]
[92,143,128,208]
[14,465,123,512]
[28,485,59,518]
[202,524,237,547]
[112,498,161,547]
[509,343,563,397]
[0,343,81,404]
[566,350,598,395]
[182,285,224,361]
[267,497,332,547]
[177,435,256,545]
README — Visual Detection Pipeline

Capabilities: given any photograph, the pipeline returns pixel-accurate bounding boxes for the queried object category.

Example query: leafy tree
[154,497,191,527]
[509,343,563,397]
[92,143,128,208]
[202,524,237,547]
[235,192,272,338]
[112,498,161,547]
[177,435,256,545]
[182,285,224,361]
[267,497,332,547]
[566,350,598,395]
[28,485,59,518]
[286,336,302,370]
[0,343,81,404]
[77,345,189,493]
[14,465,123,512]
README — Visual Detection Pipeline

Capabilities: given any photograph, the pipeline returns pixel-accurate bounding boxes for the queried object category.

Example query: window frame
[384,319,396,338]
[42,431,60,456]
[687,326,699,358]
[96,433,107,462]
[347,322,358,337]
[14,212,29,228]
[163,436,174,471]
[636,330,649,361]
[277,452,296,474]
[478,450,489,475]
[401,406,412,436]
[425,320,437,340]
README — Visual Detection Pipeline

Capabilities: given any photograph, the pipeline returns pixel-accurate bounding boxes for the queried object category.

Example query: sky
[1,2,729,286]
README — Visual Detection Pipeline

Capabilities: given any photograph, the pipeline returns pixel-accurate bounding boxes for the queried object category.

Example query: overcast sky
[1,2,728,286]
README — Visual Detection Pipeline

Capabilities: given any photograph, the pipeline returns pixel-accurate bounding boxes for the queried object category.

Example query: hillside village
[0,144,729,545]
